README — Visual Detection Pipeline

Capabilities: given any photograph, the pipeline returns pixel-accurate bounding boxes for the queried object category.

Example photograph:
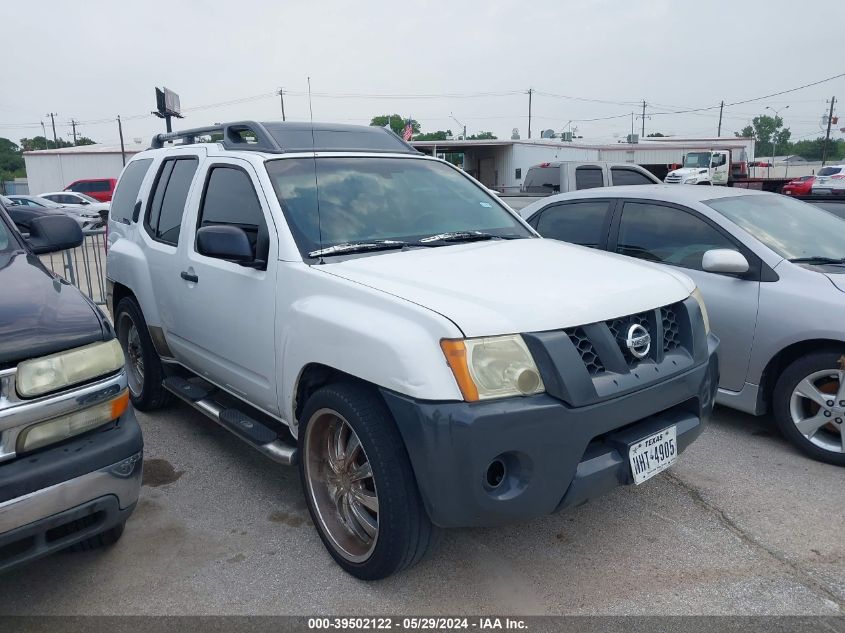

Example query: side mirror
[702,249,749,274]
[24,215,84,254]
[196,225,256,264]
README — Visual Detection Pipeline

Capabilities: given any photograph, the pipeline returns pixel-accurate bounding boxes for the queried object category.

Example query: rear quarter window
[111,159,153,223]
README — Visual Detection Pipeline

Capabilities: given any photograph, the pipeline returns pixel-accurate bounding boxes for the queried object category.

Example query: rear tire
[114,296,172,411]
[772,350,845,466]
[298,382,438,580]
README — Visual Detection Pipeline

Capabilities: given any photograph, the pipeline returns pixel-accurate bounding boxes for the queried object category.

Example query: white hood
[825,273,845,293]
[667,168,708,179]
[319,239,694,337]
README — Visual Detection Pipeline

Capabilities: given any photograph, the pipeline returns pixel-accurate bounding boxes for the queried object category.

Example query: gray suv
[521,185,845,466]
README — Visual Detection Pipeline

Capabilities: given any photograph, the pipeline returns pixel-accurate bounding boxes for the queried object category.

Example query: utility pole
[822,96,836,166]
[527,88,533,139]
[641,100,647,137]
[70,119,78,145]
[278,88,286,121]
[46,113,58,147]
[117,116,126,166]
[717,100,724,136]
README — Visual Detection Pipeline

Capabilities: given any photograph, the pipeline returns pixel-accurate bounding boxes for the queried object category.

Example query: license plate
[629,426,677,484]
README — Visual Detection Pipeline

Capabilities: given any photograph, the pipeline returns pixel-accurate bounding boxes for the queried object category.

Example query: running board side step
[162,377,297,466]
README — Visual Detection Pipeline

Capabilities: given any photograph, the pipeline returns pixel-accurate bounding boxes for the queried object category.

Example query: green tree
[0,137,25,184]
[468,131,497,140]
[76,136,97,146]
[735,115,790,158]
[414,130,452,141]
[370,114,420,136]
[646,132,666,137]
[19,136,75,151]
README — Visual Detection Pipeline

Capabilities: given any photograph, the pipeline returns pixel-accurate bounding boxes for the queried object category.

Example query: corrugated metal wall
[23,152,130,194]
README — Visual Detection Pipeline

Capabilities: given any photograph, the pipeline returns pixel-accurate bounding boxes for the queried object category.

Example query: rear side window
[91,180,111,192]
[535,200,612,248]
[111,159,152,223]
[575,166,604,190]
[611,167,655,186]
[69,181,91,193]
[145,157,198,245]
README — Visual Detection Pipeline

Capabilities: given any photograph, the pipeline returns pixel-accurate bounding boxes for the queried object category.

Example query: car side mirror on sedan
[702,249,749,274]
[24,214,84,254]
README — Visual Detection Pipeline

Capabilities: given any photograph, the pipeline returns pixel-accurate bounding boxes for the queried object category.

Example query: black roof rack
[150,121,419,155]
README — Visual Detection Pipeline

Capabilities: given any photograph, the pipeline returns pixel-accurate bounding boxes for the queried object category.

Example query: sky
[3,0,843,148]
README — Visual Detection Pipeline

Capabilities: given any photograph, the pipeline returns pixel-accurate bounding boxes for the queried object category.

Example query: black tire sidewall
[297,382,430,580]
[773,350,845,467]
[114,297,169,411]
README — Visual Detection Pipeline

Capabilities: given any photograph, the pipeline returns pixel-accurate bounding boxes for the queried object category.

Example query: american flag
[402,118,414,141]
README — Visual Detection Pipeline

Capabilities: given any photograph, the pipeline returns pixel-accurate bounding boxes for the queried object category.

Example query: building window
[515,168,522,180]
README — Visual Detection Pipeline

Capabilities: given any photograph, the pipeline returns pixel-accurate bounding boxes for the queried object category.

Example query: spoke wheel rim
[789,368,845,454]
[303,408,379,562]
[118,314,145,398]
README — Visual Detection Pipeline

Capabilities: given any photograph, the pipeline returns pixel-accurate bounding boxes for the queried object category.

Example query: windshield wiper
[788,256,845,265]
[415,231,516,246]
[308,240,406,258]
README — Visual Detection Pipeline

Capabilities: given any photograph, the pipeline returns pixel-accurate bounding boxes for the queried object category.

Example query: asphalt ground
[1,403,843,616]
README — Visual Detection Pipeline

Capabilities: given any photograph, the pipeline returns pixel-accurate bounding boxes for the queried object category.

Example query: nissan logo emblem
[626,324,651,359]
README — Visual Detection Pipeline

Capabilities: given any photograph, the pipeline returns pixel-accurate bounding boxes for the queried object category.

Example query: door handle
[180,271,199,283]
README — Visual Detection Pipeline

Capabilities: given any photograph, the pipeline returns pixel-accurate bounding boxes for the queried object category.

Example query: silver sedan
[521,184,845,466]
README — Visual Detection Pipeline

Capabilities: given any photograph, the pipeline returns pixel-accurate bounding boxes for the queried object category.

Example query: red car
[782,175,815,196]
[64,178,118,202]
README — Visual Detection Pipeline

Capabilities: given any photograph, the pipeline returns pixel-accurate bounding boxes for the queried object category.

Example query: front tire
[773,350,845,466]
[298,382,438,580]
[114,296,172,411]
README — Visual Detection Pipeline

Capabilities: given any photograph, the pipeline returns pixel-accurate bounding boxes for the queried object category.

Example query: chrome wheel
[789,368,845,454]
[303,408,379,563]
[118,314,145,398]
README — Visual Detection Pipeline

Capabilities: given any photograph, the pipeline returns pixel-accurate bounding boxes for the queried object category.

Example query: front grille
[566,327,605,376]
[661,305,681,352]
[608,310,653,366]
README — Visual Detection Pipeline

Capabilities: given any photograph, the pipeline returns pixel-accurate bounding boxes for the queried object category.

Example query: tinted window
[198,166,267,259]
[522,166,559,193]
[617,201,735,271]
[69,181,91,192]
[575,166,604,190]
[146,158,198,244]
[535,200,611,248]
[91,180,111,192]
[111,159,152,223]
[818,167,843,177]
[611,167,655,186]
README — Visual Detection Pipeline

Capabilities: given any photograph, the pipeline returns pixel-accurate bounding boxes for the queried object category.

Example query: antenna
[307,77,323,263]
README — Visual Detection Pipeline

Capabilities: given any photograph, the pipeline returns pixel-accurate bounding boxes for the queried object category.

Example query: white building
[412,137,757,191]
[23,143,146,195]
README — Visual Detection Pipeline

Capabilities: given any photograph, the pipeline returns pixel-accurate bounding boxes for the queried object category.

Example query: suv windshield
[265,157,533,258]
[705,194,845,261]
[683,153,711,169]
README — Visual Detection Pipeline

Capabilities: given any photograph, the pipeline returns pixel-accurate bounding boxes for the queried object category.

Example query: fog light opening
[485,458,507,489]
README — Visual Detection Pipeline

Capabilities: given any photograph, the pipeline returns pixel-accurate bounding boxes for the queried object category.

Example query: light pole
[450,113,466,140]
[765,105,789,178]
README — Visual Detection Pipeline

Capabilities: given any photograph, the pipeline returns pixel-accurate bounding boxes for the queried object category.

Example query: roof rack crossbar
[150,121,282,152]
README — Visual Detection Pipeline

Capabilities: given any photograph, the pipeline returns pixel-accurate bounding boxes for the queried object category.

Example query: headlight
[441,335,545,401]
[691,288,711,334]
[16,339,125,398]
[684,178,698,184]
[17,390,129,453]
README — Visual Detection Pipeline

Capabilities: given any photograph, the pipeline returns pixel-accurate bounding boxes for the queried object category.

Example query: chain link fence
[39,229,108,306]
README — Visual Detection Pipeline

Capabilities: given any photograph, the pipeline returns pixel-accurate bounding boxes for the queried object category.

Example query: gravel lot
[1,402,843,616]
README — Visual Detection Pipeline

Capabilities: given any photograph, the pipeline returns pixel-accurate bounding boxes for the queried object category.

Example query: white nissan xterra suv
[106,121,719,580]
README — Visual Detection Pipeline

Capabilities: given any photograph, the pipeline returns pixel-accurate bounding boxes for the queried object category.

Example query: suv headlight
[441,335,545,401]
[691,288,711,334]
[684,177,698,184]
[16,339,125,398]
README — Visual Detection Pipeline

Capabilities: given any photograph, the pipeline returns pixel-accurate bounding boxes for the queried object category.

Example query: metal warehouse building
[412,137,756,192]
[23,143,146,195]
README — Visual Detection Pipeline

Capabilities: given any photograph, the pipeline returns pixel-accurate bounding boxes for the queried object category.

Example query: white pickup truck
[106,121,718,579]
[498,160,661,210]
